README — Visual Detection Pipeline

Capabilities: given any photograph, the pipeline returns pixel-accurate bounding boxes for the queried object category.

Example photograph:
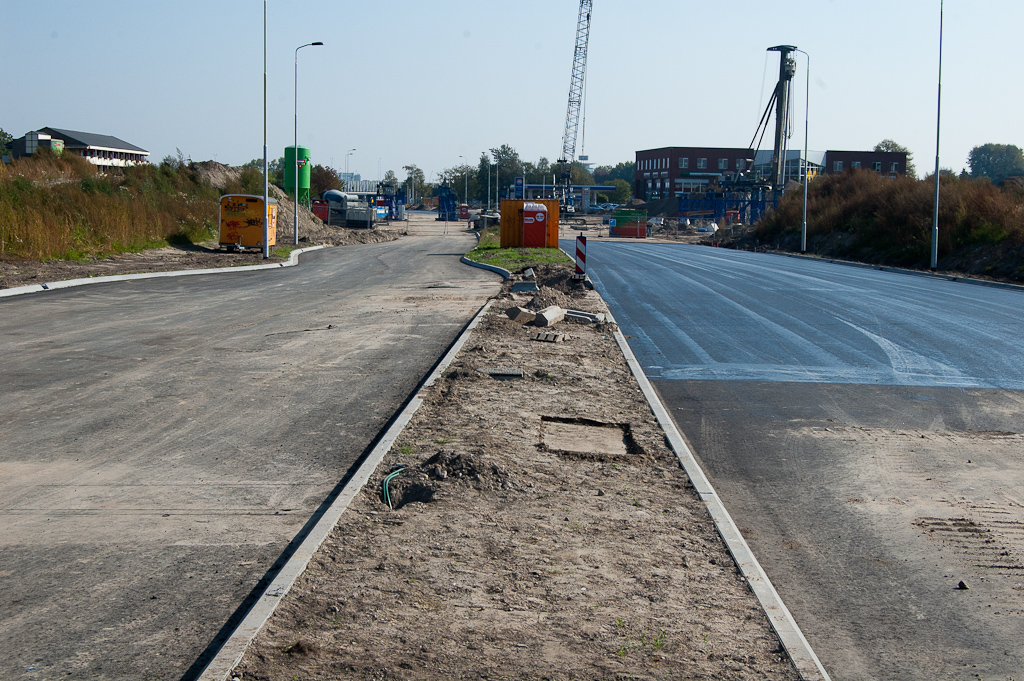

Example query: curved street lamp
[345,148,356,188]
[458,155,466,209]
[931,0,944,270]
[294,41,324,245]
[795,49,809,253]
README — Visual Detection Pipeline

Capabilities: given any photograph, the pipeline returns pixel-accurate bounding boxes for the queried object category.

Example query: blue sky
[4,1,1019,181]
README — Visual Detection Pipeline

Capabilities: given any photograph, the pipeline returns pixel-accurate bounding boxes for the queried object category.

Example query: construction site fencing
[677,192,780,226]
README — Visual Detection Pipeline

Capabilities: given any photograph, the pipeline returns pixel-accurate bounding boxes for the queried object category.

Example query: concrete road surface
[579,241,1024,680]
[0,227,500,680]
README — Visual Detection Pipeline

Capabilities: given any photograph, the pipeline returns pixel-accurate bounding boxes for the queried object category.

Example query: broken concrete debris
[511,281,540,293]
[523,268,536,280]
[531,331,565,343]
[535,306,566,328]
[565,309,606,324]
[506,306,537,324]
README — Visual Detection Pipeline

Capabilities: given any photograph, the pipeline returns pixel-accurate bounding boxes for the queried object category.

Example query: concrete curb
[0,245,326,299]
[196,300,494,681]
[609,327,831,681]
[460,256,511,279]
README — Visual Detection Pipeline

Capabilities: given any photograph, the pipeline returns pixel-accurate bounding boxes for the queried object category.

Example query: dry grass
[754,170,1024,279]
[0,150,222,260]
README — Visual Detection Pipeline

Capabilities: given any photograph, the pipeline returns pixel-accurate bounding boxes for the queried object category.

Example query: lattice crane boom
[557,0,593,201]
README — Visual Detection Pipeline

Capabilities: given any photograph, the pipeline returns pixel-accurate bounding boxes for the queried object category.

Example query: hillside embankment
[732,171,1024,283]
[0,156,397,290]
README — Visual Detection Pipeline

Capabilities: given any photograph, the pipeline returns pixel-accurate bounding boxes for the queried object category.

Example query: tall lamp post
[294,41,324,245]
[345,148,356,188]
[795,49,810,253]
[262,0,268,258]
[458,155,466,207]
[931,0,944,270]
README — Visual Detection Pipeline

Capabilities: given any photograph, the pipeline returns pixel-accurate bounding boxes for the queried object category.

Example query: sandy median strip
[231,266,801,680]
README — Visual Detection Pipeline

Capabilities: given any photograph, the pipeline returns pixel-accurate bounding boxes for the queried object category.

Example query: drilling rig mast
[557,0,593,209]
[767,45,797,189]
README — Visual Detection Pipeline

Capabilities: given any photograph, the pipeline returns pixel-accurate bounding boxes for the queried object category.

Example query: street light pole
[294,41,324,245]
[458,155,465,205]
[345,148,356,188]
[931,0,944,270]
[262,0,268,259]
[796,49,810,253]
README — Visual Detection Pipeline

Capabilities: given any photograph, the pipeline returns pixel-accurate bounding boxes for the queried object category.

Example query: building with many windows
[635,146,907,201]
[9,127,148,170]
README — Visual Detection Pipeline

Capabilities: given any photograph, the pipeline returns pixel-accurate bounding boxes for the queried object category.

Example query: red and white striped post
[575,235,587,275]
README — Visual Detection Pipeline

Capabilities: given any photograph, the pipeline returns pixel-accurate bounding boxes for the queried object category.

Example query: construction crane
[556,0,593,213]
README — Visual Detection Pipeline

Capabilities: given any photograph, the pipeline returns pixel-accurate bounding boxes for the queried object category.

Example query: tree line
[6,125,1022,199]
[400,146,635,206]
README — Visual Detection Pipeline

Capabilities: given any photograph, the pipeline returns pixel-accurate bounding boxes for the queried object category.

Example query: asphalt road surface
[0,227,500,680]
[578,241,1024,680]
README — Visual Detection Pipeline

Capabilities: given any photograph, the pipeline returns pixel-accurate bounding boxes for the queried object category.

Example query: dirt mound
[376,449,517,511]
[502,263,591,312]
[190,160,241,189]
[190,160,400,249]
[643,197,680,218]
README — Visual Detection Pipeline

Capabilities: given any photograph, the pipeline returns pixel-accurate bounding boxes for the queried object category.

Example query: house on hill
[9,127,148,170]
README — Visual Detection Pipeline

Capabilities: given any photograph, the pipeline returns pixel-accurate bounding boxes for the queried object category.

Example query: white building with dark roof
[10,127,148,170]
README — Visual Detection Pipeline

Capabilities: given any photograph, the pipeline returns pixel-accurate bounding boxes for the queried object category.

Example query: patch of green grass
[464,225,572,272]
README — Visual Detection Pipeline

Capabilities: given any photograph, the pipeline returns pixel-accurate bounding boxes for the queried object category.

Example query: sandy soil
[230,264,801,680]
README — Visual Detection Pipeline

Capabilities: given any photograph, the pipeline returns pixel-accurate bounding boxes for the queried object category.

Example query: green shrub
[0,154,219,260]
[755,170,1024,271]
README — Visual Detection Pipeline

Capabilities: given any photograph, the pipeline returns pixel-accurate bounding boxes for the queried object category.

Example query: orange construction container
[219,195,278,249]
[499,199,560,248]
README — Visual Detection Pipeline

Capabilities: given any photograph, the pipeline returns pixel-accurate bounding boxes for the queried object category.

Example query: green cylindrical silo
[284,146,312,202]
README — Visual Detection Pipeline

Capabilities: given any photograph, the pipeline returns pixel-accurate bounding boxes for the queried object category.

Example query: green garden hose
[382,467,406,510]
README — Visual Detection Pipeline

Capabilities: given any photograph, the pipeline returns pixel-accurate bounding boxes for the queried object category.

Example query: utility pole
[262,0,268,259]
[294,41,323,245]
[931,0,944,270]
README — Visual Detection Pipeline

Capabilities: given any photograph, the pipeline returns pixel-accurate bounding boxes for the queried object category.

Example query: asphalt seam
[196,300,494,681]
[0,245,326,298]
[610,327,831,681]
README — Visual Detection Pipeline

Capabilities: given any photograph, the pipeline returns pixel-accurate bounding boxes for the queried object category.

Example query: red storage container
[523,202,548,247]
[312,199,329,223]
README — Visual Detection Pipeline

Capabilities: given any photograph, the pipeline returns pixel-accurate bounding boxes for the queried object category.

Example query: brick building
[635,146,907,201]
